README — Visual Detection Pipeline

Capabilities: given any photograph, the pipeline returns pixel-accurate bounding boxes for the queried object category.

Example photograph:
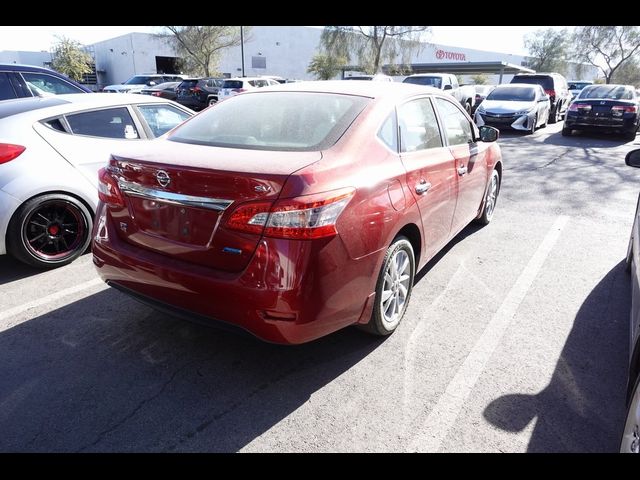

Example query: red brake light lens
[612,105,638,114]
[569,103,592,112]
[97,167,125,207]
[225,188,355,239]
[545,89,556,97]
[0,143,26,164]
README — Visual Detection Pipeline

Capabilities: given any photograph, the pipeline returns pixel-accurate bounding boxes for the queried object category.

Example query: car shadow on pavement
[0,255,42,286]
[0,288,385,452]
[482,260,630,452]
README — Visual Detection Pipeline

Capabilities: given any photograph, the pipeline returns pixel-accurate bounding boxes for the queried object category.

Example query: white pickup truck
[403,73,476,115]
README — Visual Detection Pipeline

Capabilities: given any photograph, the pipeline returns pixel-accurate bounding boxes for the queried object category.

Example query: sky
[0,26,569,57]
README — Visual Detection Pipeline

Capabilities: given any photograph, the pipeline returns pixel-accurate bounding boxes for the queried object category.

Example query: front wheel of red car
[361,236,415,336]
[476,169,501,226]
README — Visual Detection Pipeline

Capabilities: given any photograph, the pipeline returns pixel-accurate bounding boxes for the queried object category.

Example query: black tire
[7,193,93,269]
[360,236,415,336]
[476,169,500,225]
[562,126,572,137]
[207,97,217,106]
[465,101,472,116]
[619,373,640,452]
[624,128,637,141]
[527,115,537,135]
[549,104,559,124]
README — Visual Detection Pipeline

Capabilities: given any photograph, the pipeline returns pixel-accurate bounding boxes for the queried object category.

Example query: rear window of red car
[168,91,370,152]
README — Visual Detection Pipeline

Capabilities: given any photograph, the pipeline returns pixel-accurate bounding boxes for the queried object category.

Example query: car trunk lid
[106,140,321,272]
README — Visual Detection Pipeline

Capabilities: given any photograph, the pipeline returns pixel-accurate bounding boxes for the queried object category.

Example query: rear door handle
[415,180,432,195]
[458,165,468,176]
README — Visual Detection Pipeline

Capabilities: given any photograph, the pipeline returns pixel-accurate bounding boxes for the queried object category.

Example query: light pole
[240,26,245,77]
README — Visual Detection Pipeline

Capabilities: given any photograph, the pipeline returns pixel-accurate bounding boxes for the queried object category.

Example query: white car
[0,94,193,268]
[217,77,280,101]
[475,83,551,134]
[103,74,187,94]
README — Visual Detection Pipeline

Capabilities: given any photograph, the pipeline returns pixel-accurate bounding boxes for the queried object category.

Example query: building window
[252,56,266,69]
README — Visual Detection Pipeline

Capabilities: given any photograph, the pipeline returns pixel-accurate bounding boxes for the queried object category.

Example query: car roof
[0,63,59,73]
[0,93,186,122]
[244,80,442,100]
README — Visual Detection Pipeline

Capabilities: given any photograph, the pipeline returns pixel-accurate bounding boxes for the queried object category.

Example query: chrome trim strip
[118,180,234,211]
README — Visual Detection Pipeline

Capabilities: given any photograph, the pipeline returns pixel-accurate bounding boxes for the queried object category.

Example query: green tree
[165,26,247,77]
[612,56,640,87]
[50,36,92,82]
[470,74,488,85]
[573,26,640,84]
[524,28,568,73]
[307,53,347,80]
[321,26,430,74]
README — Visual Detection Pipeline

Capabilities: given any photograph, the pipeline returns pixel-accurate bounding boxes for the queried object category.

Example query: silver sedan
[475,83,551,134]
[0,94,193,268]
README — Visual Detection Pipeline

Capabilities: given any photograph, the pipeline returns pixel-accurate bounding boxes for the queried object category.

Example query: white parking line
[0,278,106,332]
[408,215,569,452]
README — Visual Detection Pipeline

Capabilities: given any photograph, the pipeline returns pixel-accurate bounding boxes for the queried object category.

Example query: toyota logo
[436,49,445,59]
[156,170,170,187]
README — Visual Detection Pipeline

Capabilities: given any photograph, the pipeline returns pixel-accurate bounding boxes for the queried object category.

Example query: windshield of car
[403,76,442,88]
[568,82,592,90]
[512,76,553,90]
[487,86,536,101]
[168,92,370,151]
[125,76,158,85]
[578,85,634,100]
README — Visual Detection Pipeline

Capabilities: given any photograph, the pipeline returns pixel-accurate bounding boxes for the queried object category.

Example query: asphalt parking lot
[0,120,639,452]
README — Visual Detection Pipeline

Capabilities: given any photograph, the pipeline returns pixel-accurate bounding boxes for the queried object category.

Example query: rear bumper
[91,203,378,344]
[176,98,207,110]
[0,188,21,255]
[565,114,638,132]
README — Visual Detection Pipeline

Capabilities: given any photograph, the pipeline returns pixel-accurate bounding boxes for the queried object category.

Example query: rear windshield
[487,86,536,101]
[403,76,442,89]
[511,76,553,90]
[168,92,370,151]
[568,82,592,90]
[178,80,198,89]
[222,80,244,89]
[578,85,635,100]
[125,76,159,85]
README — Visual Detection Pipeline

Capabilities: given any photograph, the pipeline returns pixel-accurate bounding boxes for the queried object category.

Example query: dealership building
[0,26,599,89]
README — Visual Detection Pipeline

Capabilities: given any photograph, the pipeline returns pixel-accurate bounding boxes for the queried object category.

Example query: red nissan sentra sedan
[92,81,502,344]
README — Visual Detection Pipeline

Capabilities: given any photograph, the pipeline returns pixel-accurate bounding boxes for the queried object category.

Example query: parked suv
[217,77,281,101]
[175,77,225,110]
[103,74,187,94]
[0,63,92,101]
[510,73,571,124]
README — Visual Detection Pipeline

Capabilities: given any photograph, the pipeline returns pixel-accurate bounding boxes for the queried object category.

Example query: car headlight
[515,108,534,116]
[477,105,486,114]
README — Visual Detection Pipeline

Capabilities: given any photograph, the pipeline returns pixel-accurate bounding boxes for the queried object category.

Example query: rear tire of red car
[360,236,415,336]
[476,169,500,226]
[7,193,93,269]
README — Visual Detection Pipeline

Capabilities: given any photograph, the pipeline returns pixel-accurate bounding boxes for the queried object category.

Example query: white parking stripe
[0,278,106,331]
[408,215,569,452]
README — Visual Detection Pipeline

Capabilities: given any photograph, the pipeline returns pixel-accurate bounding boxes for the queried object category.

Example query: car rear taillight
[151,91,162,96]
[0,143,26,165]
[97,167,125,207]
[569,103,592,112]
[232,88,247,93]
[194,86,201,93]
[545,89,556,98]
[226,188,355,239]
[612,105,638,114]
